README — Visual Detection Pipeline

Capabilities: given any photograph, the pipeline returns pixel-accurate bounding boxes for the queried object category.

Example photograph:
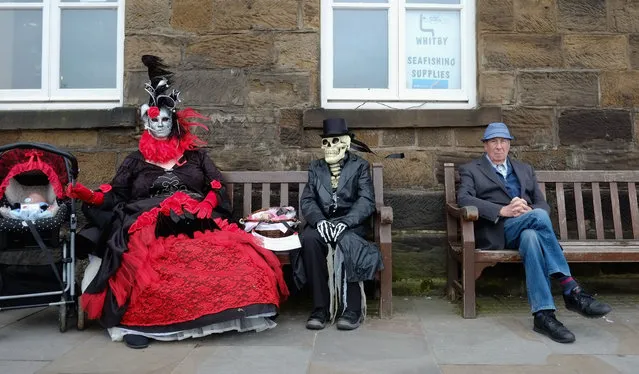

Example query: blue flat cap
[481,122,514,141]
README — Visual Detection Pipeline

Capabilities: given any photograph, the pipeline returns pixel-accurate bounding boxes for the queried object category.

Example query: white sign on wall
[405,10,461,90]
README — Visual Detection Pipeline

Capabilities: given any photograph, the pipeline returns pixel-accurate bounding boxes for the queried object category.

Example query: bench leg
[462,245,476,319]
[446,247,459,300]
[379,240,393,319]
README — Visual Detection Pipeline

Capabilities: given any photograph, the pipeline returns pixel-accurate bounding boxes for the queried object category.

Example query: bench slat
[243,183,252,217]
[610,182,623,239]
[574,182,586,239]
[538,182,546,200]
[556,183,568,240]
[222,171,308,184]
[280,183,289,206]
[592,182,604,240]
[227,183,235,210]
[536,170,639,183]
[299,183,306,208]
[262,183,270,209]
[629,182,639,239]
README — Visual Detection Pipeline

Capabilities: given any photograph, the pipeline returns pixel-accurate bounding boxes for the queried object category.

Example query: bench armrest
[446,203,479,222]
[376,204,393,225]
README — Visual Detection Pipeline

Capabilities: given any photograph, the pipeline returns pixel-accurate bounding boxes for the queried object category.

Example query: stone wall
[3,0,639,292]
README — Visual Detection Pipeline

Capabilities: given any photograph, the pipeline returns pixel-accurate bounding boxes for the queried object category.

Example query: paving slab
[309,323,440,374]
[0,307,44,329]
[37,334,196,374]
[0,360,50,374]
[595,354,639,374]
[0,308,94,361]
[171,345,312,374]
[422,315,551,365]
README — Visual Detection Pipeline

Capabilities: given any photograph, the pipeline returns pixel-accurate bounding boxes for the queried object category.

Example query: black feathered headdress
[141,55,181,112]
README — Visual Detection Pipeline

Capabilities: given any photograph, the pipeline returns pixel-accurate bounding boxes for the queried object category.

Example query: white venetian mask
[141,104,173,139]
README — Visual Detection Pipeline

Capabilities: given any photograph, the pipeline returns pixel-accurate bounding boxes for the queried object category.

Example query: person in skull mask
[297,118,383,331]
[66,55,288,349]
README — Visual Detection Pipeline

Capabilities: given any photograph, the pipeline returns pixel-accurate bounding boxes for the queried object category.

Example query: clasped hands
[317,220,348,244]
[499,197,532,218]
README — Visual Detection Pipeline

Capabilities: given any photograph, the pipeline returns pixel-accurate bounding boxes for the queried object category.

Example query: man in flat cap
[457,122,611,344]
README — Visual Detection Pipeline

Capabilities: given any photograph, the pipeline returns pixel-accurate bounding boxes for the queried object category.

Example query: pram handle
[0,142,79,180]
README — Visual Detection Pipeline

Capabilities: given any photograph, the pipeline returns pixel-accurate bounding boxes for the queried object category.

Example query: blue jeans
[503,209,571,313]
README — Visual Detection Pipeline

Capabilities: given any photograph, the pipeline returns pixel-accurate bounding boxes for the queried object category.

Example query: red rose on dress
[147,106,160,119]
[99,184,112,193]
[210,180,222,189]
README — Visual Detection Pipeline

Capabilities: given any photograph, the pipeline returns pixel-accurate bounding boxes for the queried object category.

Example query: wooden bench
[444,162,639,318]
[221,163,393,318]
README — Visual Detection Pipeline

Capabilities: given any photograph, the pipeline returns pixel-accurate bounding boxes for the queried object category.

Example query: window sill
[322,101,478,110]
[0,107,137,130]
[304,106,501,128]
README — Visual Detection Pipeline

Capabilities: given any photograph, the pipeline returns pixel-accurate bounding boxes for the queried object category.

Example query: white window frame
[321,0,476,110]
[0,0,124,110]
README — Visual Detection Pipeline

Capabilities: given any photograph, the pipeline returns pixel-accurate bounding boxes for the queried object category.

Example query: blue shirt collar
[485,154,508,174]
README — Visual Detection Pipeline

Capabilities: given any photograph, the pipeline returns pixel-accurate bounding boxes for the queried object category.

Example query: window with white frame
[0,0,124,110]
[321,0,475,109]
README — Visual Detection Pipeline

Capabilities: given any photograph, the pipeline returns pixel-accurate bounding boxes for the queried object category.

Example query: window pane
[60,9,117,89]
[407,0,460,3]
[333,9,388,89]
[405,10,460,89]
[0,0,41,3]
[0,10,42,89]
[61,0,117,2]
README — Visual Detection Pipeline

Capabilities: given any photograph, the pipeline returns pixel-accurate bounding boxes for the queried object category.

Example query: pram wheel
[76,301,86,330]
[58,296,67,332]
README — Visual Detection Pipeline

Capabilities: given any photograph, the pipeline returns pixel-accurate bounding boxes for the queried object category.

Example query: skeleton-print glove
[332,222,348,242]
[317,220,335,244]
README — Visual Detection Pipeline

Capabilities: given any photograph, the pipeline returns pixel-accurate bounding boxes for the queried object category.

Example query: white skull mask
[140,103,173,139]
[322,135,351,164]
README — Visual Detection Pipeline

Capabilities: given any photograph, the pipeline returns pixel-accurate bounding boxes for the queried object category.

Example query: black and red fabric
[0,149,68,201]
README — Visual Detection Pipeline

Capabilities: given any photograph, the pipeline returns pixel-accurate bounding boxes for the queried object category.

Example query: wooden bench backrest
[222,163,385,220]
[444,163,639,241]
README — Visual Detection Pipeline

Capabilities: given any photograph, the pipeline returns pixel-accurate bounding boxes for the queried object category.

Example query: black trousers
[300,227,361,312]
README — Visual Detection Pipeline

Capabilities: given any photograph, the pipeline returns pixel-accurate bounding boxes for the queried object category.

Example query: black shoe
[306,308,328,330]
[533,310,575,344]
[336,309,362,331]
[563,287,612,318]
[123,334,150,349]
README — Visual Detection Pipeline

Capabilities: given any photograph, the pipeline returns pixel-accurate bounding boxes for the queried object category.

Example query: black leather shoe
[336,309,362,331]
[564,287,612,318]
[123,334,150,349]
[306,308,329,330]
[533,310,575,344]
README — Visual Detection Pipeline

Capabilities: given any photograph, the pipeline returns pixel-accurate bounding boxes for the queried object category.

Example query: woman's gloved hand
[65,183,104,206]
[193,190,218,219]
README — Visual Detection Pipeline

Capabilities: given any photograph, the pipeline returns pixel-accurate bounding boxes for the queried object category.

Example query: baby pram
[0,142,82,332]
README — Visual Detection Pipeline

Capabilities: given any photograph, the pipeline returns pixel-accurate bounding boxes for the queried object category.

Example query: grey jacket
[457,155,550,250]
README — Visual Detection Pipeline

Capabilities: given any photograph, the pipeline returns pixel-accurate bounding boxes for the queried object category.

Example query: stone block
[502,107,554,146]
[274,32,319,71]
[126,69,248,107]
[19,130,98,149]
[204,109,279,148]
[478,0,514,31]
[609,0,639,32]
[514,0,557,32]
[171,0,213,33]
[558,109,632,146]
[381,129,416,147]
[353,130,381,149]
[416,128,454,148]
[385,190,446,230]
[454,127,486,148]
[211,0,298,31]
[392,233,447,280]
[557,0,607,31]
[509,148,569,170]
[435,151,484,184]
[124,35,183,70]
[74,152,118,187]
[279,109,303,146]
[0,131,20,146]
[479,72,515,105]
[98,129,141,149]
[248,73,311,107]
[303,0,320,30]
[185,34,275,69]
[517,71,598,106]
[480,34,562,71]
[630,34,639,69]
[563,35,628,69]
[574,149,639,170]
[126,0,170,31]
[601,71,639,107]
[362,151,435,189]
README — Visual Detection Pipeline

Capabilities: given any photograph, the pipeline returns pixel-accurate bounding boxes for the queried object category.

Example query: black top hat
[321,118,352,138]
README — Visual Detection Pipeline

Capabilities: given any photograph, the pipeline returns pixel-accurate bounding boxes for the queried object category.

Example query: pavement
[0,293,638,374]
